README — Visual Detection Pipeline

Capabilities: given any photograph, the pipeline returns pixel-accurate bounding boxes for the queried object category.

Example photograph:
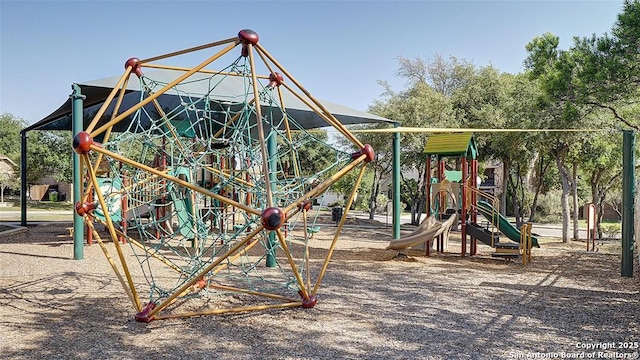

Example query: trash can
[49,191,58,202]
[331,207,343,222]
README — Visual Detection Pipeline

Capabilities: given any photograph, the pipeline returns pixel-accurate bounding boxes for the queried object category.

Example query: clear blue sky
[0,0,624,125]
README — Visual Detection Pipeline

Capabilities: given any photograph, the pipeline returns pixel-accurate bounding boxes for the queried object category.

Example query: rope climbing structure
[73,29,375,322]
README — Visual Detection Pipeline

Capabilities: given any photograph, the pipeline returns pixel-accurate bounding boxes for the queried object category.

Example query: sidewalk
[348,210,593,239]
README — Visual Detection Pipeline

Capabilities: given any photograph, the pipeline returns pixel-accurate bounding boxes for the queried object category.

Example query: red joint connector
[261,207,285,230]
[72,132,98,154]
[238,29,259,57]
[268,72,284,88]
[351,144,375,163]
[297,201,312,212]
[124,57,143,77]
[195,277,207,290]
[134,301,156,323]
[298,290,318,308]
[75,201,96,216]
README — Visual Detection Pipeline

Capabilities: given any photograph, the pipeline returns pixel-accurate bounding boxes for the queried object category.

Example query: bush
[535,189,563,223]
[600,223,621,238]
[375,193,389,214]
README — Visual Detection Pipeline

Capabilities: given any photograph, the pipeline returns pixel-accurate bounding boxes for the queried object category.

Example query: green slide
[169,167,195,239]
[476,200,540,248]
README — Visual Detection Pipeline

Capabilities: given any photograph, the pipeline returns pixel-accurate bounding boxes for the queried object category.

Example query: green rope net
[76,30,372,321]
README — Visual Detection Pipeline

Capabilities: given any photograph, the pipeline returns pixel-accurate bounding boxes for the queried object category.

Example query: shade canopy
[26,68,395,133]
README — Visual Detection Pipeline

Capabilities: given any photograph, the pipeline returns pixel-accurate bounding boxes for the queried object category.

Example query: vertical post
[437,158,445,252]
[71,84,86,260]
[621,130,635,277]
[470,159,478,256]
[461,156,467,257]
[266,131,278,267]
[392,123,401,240]
[20,131,28,226]
[425,156,432,256]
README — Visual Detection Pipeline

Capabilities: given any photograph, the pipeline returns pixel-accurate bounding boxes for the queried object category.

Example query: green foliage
[26,131,73,184]
[0,113,27,162]
[600,223,621,238]
[292,130,335,179]
[0,113,73,184]
[332,167,374,210]
[534,189,563,223]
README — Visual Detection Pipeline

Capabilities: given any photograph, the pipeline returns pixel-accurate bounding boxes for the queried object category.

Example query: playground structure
[71,29,376,322]
[386,180,458,251]
[389,133,538,260]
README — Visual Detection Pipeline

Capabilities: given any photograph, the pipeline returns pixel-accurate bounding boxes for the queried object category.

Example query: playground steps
[467,222,522,258]
[491,242,520,258]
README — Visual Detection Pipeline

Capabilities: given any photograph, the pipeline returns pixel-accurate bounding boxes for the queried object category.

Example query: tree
[525,33,587,242]
[26,131,73,184]
[0,113,27,163]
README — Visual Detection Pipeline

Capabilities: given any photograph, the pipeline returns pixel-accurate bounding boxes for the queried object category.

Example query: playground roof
[25,69,396,133]
[423,133,478,158]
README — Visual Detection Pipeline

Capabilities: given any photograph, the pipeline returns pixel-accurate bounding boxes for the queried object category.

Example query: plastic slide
[476,200,539,248]
[386,213,458,250]
[94,177,123,222]
[169,167,196,239]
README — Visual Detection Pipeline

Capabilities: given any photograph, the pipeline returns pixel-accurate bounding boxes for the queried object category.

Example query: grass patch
[0,201,73,212]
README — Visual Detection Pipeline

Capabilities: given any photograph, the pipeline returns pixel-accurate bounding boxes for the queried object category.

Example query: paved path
[0,208,606,239]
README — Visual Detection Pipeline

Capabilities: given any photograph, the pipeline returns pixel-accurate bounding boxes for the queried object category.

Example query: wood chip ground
[1,221,638,359]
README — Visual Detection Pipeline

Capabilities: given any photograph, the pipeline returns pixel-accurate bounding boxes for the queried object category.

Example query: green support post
[621,130,635,277]
[71,84,86,260]
[392,123,401,239]
[20,131,27,226]
[266,131,278,267]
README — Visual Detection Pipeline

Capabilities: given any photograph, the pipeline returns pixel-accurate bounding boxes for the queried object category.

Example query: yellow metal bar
[279,81,363,149]
[247,44,274,208]
[284,155,366,214]
[212,98,256,139]
[207,283,299,302]
[85,66,133,133]
[211,233,263,275]
[86,73,129,191]
[86,221,138,309]
[276,86,300,178]
[255,44,364,149]
[202,165,255,188]
[153,301,302,320]
[94,218,185,274]
[302,209,311,291]
[88,144,260,215]
[139,37,238,63]
[312,165,366,296]
[148,225,264,318]
[142,63,270,80]
[275,229,310,301]
[83,155,142,311]
[91,41,239,138]
[352,127,607,134]
[526,223,533,264]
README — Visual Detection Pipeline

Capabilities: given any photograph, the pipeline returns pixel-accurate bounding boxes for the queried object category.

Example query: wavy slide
[387,213,458,250]
[476,200,540,248]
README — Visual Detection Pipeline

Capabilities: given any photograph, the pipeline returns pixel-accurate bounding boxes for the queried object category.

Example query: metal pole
[392,123,401,239]
[266,131,277,267]
[71,84,86,260]
[20,131,28,226]
[621,130,635,277]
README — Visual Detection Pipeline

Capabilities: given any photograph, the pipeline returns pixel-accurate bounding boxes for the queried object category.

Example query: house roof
[0,154,17,167]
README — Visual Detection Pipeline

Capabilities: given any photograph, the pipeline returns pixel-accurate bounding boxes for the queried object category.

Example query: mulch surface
[1,221,638,359]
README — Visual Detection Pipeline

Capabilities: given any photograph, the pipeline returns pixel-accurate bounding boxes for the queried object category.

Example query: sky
[0,0,626,125]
